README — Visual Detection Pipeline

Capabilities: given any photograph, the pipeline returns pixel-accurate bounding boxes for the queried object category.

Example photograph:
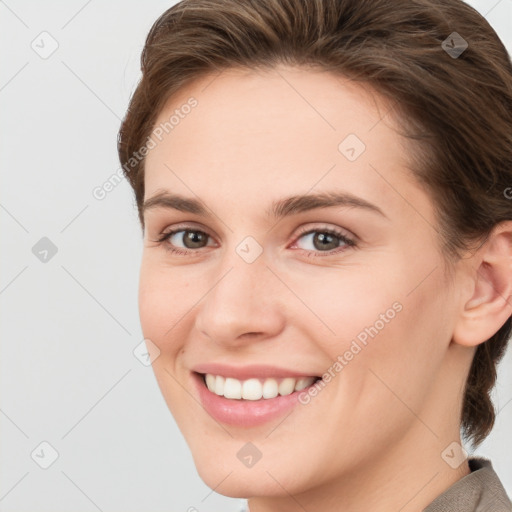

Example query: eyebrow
[142,190,388,220]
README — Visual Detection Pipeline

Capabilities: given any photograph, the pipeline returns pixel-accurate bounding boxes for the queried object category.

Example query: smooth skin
[138,65,512,512]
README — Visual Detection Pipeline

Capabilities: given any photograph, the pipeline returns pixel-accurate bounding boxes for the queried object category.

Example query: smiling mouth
[199,372,322,400]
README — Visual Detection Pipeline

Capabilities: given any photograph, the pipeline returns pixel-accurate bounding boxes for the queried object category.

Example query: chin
[193,457,296,498]
[184,433,321,499]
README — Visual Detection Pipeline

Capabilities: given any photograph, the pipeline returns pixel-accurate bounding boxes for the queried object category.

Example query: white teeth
[223,377,242,399]
[242,378,263,400]
[278,377,296,396]
[203,374,317,400]
[214,375,224,396]
[262,378,278,399]
[205,373,216,391]
[294,377,313,391]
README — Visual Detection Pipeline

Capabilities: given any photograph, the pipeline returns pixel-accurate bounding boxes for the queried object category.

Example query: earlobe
[452,223,512,348]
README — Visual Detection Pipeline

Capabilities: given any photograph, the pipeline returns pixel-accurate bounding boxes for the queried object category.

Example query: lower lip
[193,372,316,427]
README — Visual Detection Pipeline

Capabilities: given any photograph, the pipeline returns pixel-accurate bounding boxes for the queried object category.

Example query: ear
[452,221,512,347]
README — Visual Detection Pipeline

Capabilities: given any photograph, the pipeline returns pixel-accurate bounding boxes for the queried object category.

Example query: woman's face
[139,66,466,498]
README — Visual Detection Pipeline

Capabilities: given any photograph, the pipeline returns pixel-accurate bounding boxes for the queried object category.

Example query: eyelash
[153,224,357,258]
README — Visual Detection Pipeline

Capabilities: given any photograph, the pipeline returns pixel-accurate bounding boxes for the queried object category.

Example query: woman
[118,0,512,510]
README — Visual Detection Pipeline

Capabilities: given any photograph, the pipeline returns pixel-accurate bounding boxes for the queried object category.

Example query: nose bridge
[195,245,283,344]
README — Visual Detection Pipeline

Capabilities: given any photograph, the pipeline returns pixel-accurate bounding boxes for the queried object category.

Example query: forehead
[143,65,424,218]
[148,65,396,155]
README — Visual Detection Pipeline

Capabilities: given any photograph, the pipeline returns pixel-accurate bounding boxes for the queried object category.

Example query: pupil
[185,231,205,248]
[315,232,337,250]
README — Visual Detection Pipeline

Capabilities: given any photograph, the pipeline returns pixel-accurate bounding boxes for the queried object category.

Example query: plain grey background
[1,1,511,511]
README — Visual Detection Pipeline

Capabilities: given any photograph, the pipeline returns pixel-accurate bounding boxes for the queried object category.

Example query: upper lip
[192,363,321,380]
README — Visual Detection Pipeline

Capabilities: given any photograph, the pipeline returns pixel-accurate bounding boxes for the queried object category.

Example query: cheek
[306,252,453,410]
[137,261,195,415]
[341,266,454,418]
[295,263,406,359]
[138,260,192,354]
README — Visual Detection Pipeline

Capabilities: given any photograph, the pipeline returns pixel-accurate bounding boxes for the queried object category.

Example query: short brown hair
[118,0,512,448]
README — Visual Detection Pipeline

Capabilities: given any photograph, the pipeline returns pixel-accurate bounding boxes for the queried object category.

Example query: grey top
[424,457,512,511]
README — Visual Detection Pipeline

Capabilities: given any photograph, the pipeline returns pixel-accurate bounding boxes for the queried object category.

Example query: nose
[194,251,285,348]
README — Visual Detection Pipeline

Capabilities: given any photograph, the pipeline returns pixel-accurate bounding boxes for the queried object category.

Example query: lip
[192,371,320,427]
[192,362,320,380]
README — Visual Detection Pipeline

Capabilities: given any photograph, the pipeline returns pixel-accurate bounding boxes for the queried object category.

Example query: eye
[155,227,215,255]
[290,226,356,256]
[153,224,356,257]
